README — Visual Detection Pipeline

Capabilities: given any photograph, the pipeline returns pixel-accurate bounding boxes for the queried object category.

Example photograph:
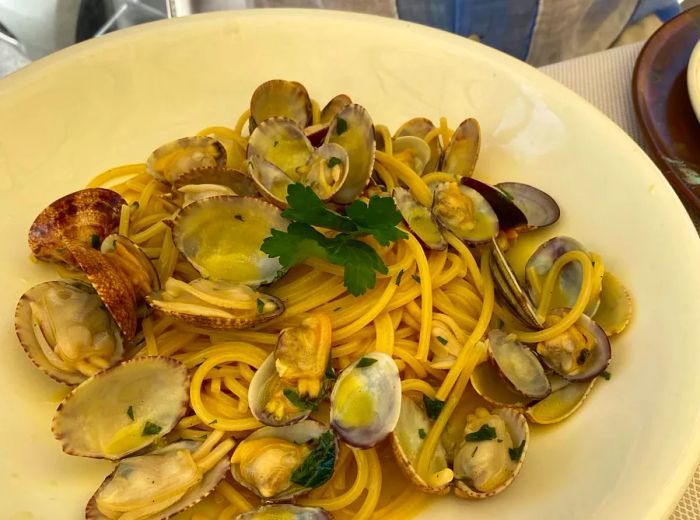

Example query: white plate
[0,10,699,520]
[688,39,700,122]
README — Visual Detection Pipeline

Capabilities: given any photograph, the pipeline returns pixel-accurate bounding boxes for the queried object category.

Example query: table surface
[1,29,699,520]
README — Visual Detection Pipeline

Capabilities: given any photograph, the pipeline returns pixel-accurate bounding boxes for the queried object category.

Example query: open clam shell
[330,352,401,448]
[535,310,611,382]
[390,394,451,495]
[250,79,313,129]
[487,330,550,399]
[171,195,288,286]
[236,505,332,520]
[147,277,284,331]
[147,136,226,185]
[470,362,530,409]
[452,408,529,499]
[320,94,352,124]
[52,356,189,460]
[85,440,230,520]
[173,166,258,206]
[496,182,560,229]
[65,240,139,341]
[441,118,480,178]
[526,378,596,424]
[393,187,446,250]
[28,188,125,267]
[249,353,313,427]
[394,117,441,174]
[15,280,124,385]
[325,103,375,204]
[247,117,314,182]
[462,178,528,232]
[432,181,499,244]
[392,136,432,175]
[230,420,338,502]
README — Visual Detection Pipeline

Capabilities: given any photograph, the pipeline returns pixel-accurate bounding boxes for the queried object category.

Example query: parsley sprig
[261,184,408,296]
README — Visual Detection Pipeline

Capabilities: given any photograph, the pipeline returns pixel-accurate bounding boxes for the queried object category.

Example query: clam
[85,440,230,520]
[320,94,352,124]
[496,182,560,229]
[147,136,226,185]
[390,394,451,495]
[394,117,441,174]
[325,104,375,204]
[393,187,446,250]
[303,143,350,201]
[452,407,529,499]
[432,181,499,243]
[592,271,633,336]
[171,195,288,285]
[525,236,599,313]
[535,310,611,382]
[172,166,258,207]
[147,277,284,330]
[487,330,550,399]
[330,352,401,448]
[236,505,331,520]
[392,136,432,175]
[461,178,528,232]
[250,79,313,130]
[247,117,314,183]
[249,314,332,426]
[470,362,530,409]
[441,118,480,178]
[52,357,189,459]
[15,280,123,385]
[489,239,543,329]
[28,188,125,266]
[230,420,338,501]
[525,378,596,424]
[65,240,139,341]
[100,234,161,297]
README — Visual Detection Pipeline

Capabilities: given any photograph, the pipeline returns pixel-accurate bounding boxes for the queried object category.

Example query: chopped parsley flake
[509,440,526,461]
[395,269,405,286]
[436,336,448,345]
[336,117,348,135]
[256,298,264,313]
[356,357,377,368]
[602,371,611,381]
[126,406,134,421]
[464,424,497,442]
[411,274,421,284]
[327,156,343,168]
[142,421,162,436]
[418,428,427,439]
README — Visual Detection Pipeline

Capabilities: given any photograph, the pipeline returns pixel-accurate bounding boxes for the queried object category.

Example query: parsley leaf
[395,269,405,286]
[142,421,162,436]
[260,184,406,296]
[283,388,317,410]
[345,196,408,246]
[336,117,348,135]
[90,234,101,249]
[465,424,497,442]
[327,156,343,168]
[291,431,336,488]
[509,440,526,461]
[436,336,448,345]
[423,395,445,420]
[418,428,427,439]
[356,357,377,368]
[126,406,134,421]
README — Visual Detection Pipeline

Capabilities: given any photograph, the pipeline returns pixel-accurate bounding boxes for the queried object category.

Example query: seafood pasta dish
[15,80,633,520]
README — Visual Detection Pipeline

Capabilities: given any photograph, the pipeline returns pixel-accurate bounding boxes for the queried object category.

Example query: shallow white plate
[689,39,700,122]
[1,9,699,520]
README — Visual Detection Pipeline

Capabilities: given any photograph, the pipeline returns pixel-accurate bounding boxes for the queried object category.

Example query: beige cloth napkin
[541,43,700,519]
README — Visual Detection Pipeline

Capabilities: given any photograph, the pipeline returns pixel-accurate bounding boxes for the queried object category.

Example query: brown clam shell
[172,166,258,197]
[65,240,137,341]
[28,188,125,266]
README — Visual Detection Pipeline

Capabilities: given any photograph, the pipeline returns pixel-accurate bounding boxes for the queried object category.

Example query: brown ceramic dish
[632,7,700,212]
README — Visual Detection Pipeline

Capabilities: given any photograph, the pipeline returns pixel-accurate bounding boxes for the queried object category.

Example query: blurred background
[0,0,697,77]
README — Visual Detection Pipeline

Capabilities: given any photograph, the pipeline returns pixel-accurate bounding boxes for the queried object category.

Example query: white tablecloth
[542,42,700,520]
